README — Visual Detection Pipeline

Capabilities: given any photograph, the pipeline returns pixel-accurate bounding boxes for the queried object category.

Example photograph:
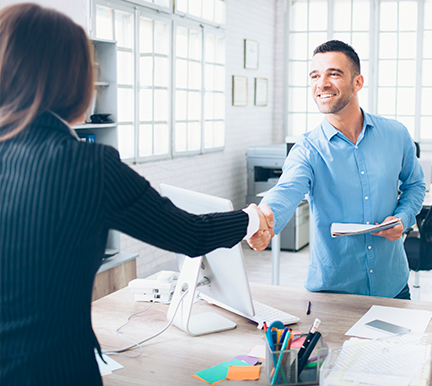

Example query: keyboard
[250,300,300,329]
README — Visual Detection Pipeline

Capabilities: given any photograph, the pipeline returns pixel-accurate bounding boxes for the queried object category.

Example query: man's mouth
[318,93,336,99]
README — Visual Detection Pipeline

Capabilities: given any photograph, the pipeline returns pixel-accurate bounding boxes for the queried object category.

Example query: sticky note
[226,364,261,381]
[192,364,228,385]
[290,336,306,349]
[229,355,259,365]
[221,359,252,368]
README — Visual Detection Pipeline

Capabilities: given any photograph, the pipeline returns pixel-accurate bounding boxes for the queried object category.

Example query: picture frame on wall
[254,78,268,106]
[244,39,259,70]
[232,75,248,106]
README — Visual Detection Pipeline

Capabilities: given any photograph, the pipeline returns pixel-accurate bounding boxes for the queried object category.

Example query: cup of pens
[264,319,329,385]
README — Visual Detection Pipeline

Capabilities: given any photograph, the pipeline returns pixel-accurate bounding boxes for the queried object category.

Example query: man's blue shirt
[261,111,426,297]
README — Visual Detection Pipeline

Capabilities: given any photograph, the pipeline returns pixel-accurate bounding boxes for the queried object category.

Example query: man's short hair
[313,40,361,76]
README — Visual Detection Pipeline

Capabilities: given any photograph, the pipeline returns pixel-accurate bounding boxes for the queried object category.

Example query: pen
[263,321,268,332]
[297,318,321,362]
[279,327,289,345]
[271,330,291,385]
[297,332,321,376]
[306,301,311,315]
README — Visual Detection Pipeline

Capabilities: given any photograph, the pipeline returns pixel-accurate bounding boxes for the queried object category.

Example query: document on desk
[345,305,432,340]
[331,218,399,237]
[95,351,124,376]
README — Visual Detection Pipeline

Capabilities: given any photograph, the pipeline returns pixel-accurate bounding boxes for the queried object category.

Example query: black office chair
[404,208,432,298]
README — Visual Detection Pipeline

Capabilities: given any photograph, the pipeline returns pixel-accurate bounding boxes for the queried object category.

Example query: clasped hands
[246,203,275,251]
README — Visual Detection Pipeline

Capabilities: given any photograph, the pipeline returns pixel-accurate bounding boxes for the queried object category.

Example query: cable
[103,288,189,358]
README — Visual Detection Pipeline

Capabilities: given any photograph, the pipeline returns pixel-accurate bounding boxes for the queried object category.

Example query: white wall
[0,0,286,276]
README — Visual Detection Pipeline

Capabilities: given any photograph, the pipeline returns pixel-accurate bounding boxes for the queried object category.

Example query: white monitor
[159,183,300,336]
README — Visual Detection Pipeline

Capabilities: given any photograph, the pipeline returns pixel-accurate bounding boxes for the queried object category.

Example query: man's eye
[331,72,340,77]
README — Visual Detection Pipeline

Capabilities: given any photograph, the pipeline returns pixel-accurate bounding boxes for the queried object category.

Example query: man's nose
[316,75,330,89]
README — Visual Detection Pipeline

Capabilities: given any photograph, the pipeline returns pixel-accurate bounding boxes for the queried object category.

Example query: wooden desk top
[92,283,432,385]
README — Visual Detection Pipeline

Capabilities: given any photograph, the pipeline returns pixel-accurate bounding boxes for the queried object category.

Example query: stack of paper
[331,218,400,238]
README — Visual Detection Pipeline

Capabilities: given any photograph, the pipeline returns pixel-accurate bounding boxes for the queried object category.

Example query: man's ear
[353,74,364,94]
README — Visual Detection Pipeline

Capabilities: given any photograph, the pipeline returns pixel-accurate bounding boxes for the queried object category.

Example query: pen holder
[265,334,328,385]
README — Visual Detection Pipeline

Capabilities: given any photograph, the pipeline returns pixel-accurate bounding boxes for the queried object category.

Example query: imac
[159,183,299,336]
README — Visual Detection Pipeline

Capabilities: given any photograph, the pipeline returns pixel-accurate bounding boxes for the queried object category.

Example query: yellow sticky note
[226,365,261,381]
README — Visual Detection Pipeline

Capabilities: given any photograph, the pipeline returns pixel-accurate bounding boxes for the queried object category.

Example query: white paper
[95,351,124,376]
[331,218,399,237]
[248,344,266,359]
[345,305,432,339]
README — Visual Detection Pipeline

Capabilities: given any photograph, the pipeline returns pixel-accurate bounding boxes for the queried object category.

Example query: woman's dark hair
[313,40,361,77]
[0,3,94,140]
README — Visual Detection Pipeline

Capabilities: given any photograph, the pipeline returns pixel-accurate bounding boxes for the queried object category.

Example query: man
[249,40,425,299]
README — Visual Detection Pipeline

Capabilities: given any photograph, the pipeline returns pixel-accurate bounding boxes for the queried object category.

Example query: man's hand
[371,216,404,241]
[247,204,274,251]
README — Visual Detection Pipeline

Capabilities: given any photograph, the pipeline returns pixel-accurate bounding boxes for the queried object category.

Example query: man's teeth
[320,94,333,99]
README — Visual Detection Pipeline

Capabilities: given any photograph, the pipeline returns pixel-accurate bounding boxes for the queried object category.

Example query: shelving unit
[73,38,138,273]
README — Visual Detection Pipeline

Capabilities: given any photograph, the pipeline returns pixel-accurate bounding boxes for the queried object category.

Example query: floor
[241,242,432,302]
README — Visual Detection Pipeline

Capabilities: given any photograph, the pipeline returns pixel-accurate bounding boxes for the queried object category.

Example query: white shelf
[73,123,116,130]
[95,81,109,87]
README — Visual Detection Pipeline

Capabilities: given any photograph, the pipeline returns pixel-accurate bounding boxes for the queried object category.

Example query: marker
[306,301,311,315]
[263,321,268,332]
[297,318,321,362]
[297,332,321,376]
[271,330,291,385]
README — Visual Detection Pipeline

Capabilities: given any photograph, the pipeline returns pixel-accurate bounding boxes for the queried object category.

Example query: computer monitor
[159,183,300,337]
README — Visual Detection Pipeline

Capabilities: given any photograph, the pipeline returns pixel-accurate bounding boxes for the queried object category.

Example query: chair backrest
[419,208,432,270]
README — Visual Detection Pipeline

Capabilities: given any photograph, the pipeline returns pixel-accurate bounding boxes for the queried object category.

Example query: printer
[246,140,309,251]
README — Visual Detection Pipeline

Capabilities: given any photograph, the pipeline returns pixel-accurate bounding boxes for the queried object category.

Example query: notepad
[331,218,400,237]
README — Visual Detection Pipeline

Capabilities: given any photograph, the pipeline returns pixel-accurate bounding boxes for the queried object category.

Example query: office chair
[404,207,432,300]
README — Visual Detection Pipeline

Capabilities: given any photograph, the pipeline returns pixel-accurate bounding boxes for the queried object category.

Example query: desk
[92,283,432,385]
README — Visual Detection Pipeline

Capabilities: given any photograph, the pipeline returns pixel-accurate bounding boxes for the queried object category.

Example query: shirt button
[365,196,368,200]
[355,146,358,149]
[361,171,365,174]
[368,246,372,250]
[366,221,370,225]
[370,269,373,273]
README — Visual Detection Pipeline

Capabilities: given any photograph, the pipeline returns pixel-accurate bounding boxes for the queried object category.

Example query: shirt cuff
[242,206,260,240]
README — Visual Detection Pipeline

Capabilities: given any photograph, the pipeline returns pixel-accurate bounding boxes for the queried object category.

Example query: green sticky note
[193,364,228,384]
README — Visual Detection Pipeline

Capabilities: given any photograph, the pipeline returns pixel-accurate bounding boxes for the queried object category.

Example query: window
[286,0,432,146]
[93,0,226,161]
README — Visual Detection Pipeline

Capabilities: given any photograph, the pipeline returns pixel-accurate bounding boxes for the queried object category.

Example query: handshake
[246,204,275,252]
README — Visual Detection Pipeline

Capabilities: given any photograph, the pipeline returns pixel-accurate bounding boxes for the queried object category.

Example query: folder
[331,218,400,238]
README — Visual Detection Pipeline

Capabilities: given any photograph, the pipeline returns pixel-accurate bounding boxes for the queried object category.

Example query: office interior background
[1,0,431,287]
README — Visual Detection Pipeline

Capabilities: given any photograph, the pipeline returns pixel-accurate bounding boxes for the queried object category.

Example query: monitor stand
[167,255,236,336]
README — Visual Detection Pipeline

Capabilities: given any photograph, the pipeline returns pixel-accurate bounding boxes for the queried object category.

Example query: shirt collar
[49,111,80,140]
[321,108,374,142]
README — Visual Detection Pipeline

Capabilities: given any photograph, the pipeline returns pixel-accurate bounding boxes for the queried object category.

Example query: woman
[0,4,272,385]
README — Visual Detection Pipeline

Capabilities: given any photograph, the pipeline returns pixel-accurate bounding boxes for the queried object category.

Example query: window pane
[189,30,202,60]
[154,21,169,55]
[140,18,153,54]
[377,88,396,115]
[334,0,351,31]
[397,60,416,87]
[154,124,169,154]
[115,11,133,49]
[361,60,369,87]
[175,123,187,151]
[176,59,188,89]
[205,92,214,119]
[352,0,370,31]
[289,62,308,87]
[139,124,152,157]
[176,91,187,120]
[308,113,323,130]
[215,36,225,64]
[397,88,415,115]
[139,89,153,121]
[309,0,327,31]
[205,64,214,90]
[308,32,328,59]
[398,116,415,137]
[154,57,168,87]
[424,31,432,58]
[189,0,202,18]
[423,61,432,86]
[203,0,215,22]
[378,61,397,87]
[421,117,432,139]
[289,113,307,137]
[379,33,397,59]
[358,86,369,110]
[118,124,134,159]
[289,33,308,60]
[399,32,416,59]
[96,6,113,40]
[176,27,188,58]
[307,89,321,112]
[421,88,432,115]
[140,57,153,87]
[215,0,226,24]
[214,66,224,92]
[118,51,134,85]
[204,121,213,148]
[425,0,432,29]
[214,121,224,147]
[176,0,187,13]
[154,90,168,121]
[188,61,202,90]
[206,34,215,62]
[352,32,369,60]
[214,93,224,119]
[154,0,169,6]
[188,91,201,120]
[380,2,397,31]
[399,1,417,31]
[289,88,307,112]
[290,0,308,31]
[188,122,201,150]
[333,32,351,45]
[118,88,134,122]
